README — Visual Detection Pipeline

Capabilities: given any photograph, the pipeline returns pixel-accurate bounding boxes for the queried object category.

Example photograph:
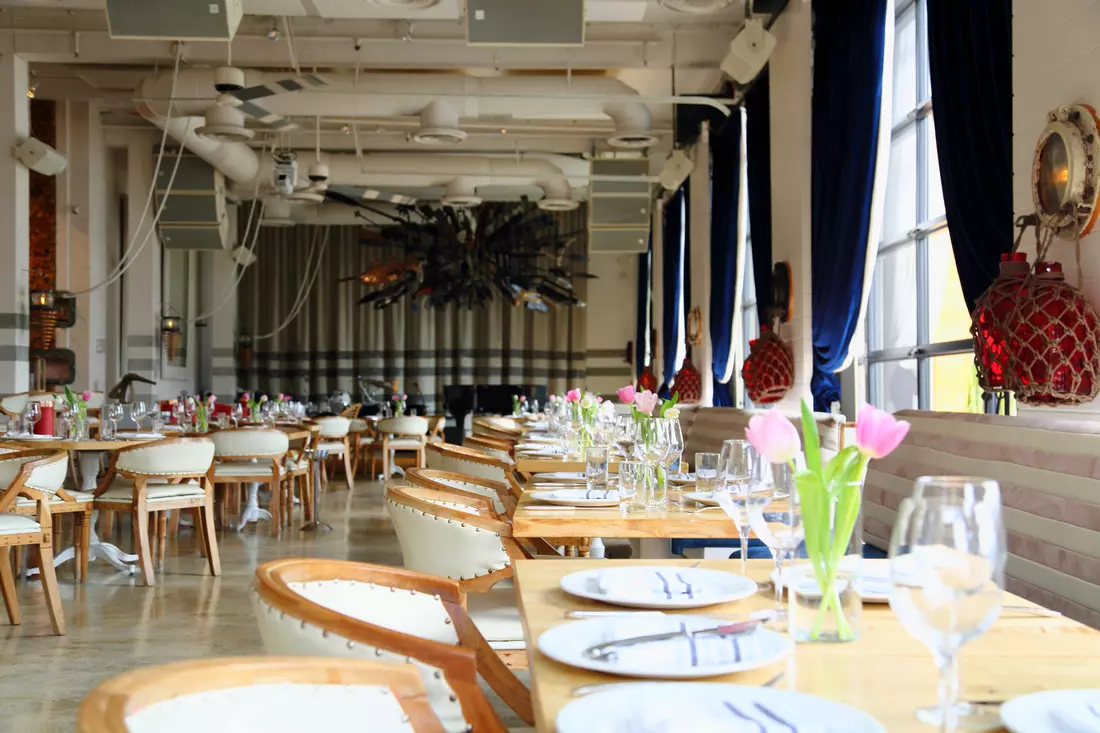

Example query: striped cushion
[678,407,843,467]
[864,409,1100,629]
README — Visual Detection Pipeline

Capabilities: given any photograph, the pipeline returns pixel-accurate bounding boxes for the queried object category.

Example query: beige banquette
[864,410,1100,629]
[676,405,845,466]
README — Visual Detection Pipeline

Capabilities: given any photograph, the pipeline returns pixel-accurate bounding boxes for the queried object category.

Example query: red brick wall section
[29,99,56,352]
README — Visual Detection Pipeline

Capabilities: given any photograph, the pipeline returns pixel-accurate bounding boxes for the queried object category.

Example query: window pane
[926,228,970,343]
[927,114,946,221]
[874,359,918,413]
[929,353,981,412]
[871,242,918,351]
[893,5,917,124]
[883,124,917,243]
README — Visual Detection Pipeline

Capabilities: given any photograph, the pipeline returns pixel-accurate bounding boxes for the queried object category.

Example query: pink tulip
[855,404,910,459]
[520,395,527,402]
[81,391,92,401]
[616,384,636,404]
[566,388,581,403]
[241,393,251,402]
[746,410,801,465]
[401,394,408,400]
[259,395,268,403]
[208,395,217,405]
[549,394,558,402]
[633,389,660,415]
[595,396,603,403]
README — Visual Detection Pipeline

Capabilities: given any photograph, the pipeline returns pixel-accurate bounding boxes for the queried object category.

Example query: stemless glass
[748,462,804,606]
[585,445,609,490]
[694,452,721,494]
[613,415,637,459]
[716,439,760,576]
[889,477,1005,731]
[663,419,686,503]
[635,417,671,508]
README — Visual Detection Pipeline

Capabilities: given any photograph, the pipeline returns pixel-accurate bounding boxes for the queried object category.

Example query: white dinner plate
[522,433,557,442]
[528,489,620,507]
[772,558,892,603]
[682,486,772,506]
[539,616,791,680]
[556,682,885,733]
[534,471,587,482]
[517,447,565,457]
[516,442,563,452]
[1001,689,1100,733]
[116,432,165,440]
[12,434,56,441]
[560,566,758,609]
[668,472,696,485]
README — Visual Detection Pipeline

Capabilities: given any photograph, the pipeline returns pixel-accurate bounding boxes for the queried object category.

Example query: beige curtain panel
[237,209,589,410]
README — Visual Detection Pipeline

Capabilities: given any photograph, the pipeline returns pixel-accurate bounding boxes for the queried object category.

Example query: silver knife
[583,619,760,661]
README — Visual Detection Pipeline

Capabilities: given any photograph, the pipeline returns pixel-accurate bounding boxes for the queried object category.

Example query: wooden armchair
[425,443,522,500]
[78,656,445,733]
[377,416,429,478]
[210,428,290,536]
[0,448,69,635]
[404,467,516,518]
[252,559,532,733]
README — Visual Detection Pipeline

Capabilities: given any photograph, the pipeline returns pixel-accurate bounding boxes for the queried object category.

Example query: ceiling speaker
[467,0,584,46]
[106,0,243,41]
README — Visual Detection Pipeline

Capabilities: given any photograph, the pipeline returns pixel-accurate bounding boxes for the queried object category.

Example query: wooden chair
[252,558,532,733]
[404,467,516,518]
[471,417,522,444]
[10,464,94,583]
[426,415,446,443]
[463,435,515,463]
[210,429,289,536]
[338,403,361,419]
[93,438,219,586]
[0,449,69,635]
[278,425,314,528]
[77,656,445,733]
[377,416,429,479]
[426,442,522,499]
[354,420,384,481]
[314,416,354,491]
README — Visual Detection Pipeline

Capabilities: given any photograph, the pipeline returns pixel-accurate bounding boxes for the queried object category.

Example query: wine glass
[231,403,243,428]
[748,462,804,607]
[889,477,1005,731]
[131,401,148,430]
[714,439,762,577]
[21,401,41,436]
[613,415,637,459]
[104,402,124,439]
[662,419,685,502]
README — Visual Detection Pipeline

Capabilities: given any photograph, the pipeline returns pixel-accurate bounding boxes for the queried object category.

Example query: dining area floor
[0,479,527,732]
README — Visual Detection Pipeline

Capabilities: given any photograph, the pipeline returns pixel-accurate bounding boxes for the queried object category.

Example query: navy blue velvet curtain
[661,186,687,388]
[745,67,773,325]
[710,112,743,407]
[810,0,888,411]
[927,0,1013,310]
[635,241,651,379]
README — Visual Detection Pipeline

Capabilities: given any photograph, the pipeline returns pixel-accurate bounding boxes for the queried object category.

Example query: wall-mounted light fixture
[161,313,182,360]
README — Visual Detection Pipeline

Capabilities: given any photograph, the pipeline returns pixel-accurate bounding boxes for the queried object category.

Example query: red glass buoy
[638,366,658,393]
[741,325,794,404]
[971,252,1030,392]
[673,357,702,404]
[1007,261,1100,405]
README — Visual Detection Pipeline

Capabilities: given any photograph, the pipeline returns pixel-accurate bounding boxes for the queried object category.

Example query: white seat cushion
[0,513,41,535]
[317,441,346,453]
[15,490,94,508]
[387,439,425,450]
[467,587,526,650]
[214,462,284,478]
[348,418,370,432]
[286,459,309,472]
[97,480,205,504]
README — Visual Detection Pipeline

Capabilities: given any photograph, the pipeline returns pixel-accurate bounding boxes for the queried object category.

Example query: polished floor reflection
[0,480,523,731]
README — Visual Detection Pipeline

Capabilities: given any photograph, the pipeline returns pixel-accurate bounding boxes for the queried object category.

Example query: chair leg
[0,546,21,625]
[304,470,314,522]
[157,512,168,569]
[194,507,208,558]
[80,509,91,582]
[72,513,84,582]
[382,447,390,481]
[199,499,221,576]
[101,510,115,540]
[342,450,354,491]
[37,543,66,635]
[133,504,156,587]
[268,479,281,537]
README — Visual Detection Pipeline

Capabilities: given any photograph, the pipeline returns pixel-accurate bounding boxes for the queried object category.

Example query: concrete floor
[0,479,526,731]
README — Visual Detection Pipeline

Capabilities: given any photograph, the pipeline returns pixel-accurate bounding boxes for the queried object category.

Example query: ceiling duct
[440,177,483,208]
[605,103,660,149]
[260,197,296,227]
[537,177,579,211]
[412,100,468,145]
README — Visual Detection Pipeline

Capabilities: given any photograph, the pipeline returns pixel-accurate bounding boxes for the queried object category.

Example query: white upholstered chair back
[425,444,511,486]
[865,409,1100,628]
[405,468,510,516]
[0,451,68,496]
[211,429,289,458]
[80,656,443,733]
[116,439,216,477]
[315,416,351,438]
[379,416,429,437]
[0,391,56,417]
[384,486,512,585]
[83,391,105,410]
[251,560,489,733]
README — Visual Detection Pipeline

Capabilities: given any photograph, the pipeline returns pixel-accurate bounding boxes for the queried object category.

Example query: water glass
[749,463,804,605]
[585,445,609,489]
[613,415,637,460]
[889,477,1005,730]
[231,403,243,428]
[694,452,721,493]
[151,410,165,434]
[716,439,760,576]
[663,420,685,503]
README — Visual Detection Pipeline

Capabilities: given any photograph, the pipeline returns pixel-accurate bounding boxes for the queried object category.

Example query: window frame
[865,0,972,411]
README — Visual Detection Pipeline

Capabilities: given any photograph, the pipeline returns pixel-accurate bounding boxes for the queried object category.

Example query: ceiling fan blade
[327,184,417,206]
[229,74,329,131]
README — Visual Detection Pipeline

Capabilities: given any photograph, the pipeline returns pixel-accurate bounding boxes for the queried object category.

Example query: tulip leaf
[800,400,822,477]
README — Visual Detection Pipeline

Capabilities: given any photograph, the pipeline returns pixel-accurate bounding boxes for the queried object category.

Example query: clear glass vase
[788,478,864,643]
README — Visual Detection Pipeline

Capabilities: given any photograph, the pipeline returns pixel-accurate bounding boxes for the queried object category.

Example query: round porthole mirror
[1032,104,1100,239]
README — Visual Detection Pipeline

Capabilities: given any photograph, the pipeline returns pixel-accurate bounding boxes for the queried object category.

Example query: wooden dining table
[514,558,1100,733]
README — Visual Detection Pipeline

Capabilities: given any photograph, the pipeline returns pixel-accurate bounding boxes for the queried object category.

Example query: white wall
[585,252,637,395]
[1013,0,1100,418]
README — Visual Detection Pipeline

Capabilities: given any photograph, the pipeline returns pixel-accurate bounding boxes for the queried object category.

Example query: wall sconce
[30,289,58,350]
[161,313,182,360]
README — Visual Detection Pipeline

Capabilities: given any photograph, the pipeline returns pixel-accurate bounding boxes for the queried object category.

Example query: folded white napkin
[550,489,619,502]
[1051,707,1100,733]
[620,701,823,733]
[598,625,766,670]
[596,568,709,602]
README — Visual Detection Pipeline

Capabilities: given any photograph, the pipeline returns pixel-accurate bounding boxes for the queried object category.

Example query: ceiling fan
[196,64,329,143]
